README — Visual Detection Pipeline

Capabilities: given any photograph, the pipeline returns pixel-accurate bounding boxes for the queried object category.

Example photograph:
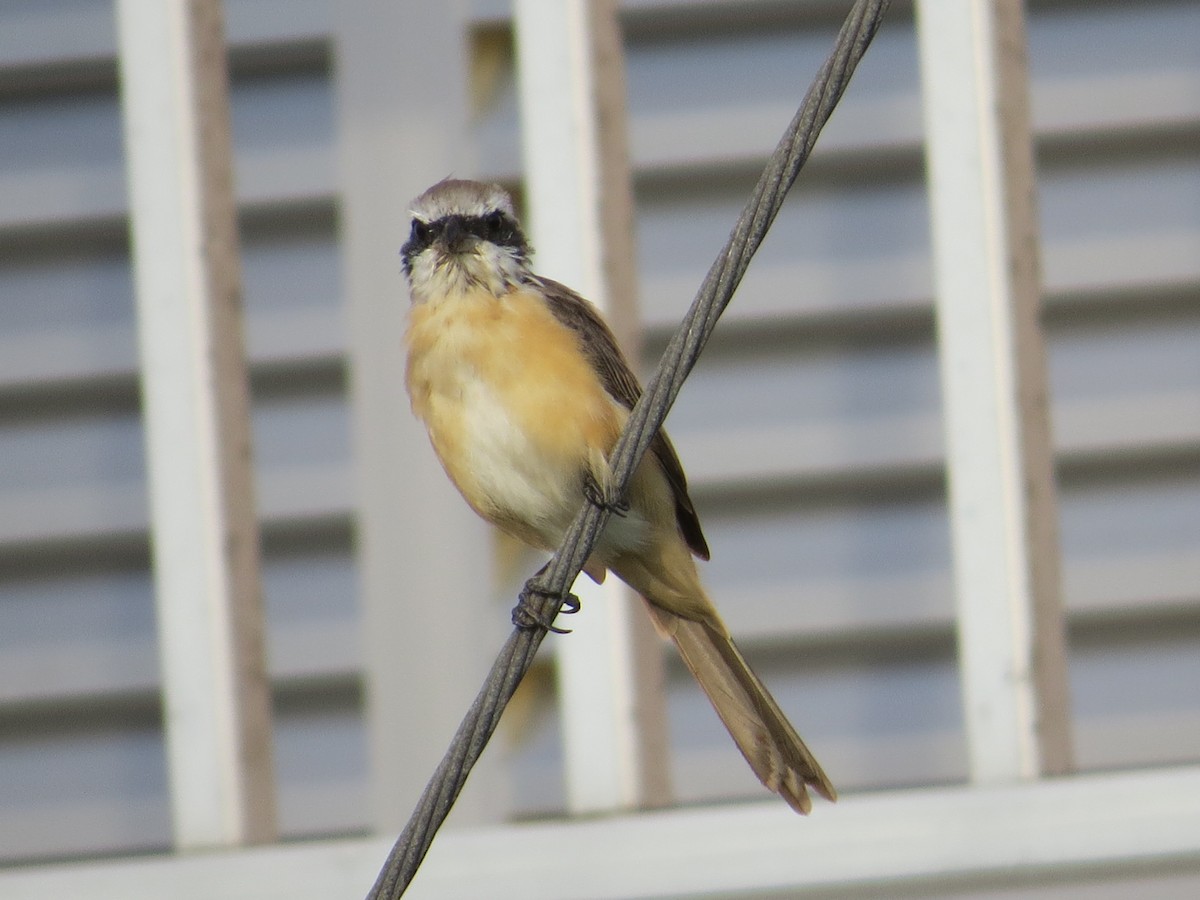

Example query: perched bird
[401,177,835,814]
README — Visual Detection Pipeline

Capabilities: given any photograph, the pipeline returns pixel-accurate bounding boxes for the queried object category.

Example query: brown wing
[535,276,710,560]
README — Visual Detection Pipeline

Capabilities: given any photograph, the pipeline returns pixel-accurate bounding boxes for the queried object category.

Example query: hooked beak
[437,215,473,254]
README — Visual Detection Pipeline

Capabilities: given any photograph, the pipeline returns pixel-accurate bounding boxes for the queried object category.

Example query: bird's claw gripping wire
[510,477,621,634]
[583,472,630,517]
[512,580,581,634]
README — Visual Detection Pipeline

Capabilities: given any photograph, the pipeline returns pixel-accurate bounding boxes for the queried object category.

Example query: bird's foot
[512,580,581,634]
[582,473,629,517]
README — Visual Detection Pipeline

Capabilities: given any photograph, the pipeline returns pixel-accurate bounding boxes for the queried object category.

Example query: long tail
[646,605,836,814]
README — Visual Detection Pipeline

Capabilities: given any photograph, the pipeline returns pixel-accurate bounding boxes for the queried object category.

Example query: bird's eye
[410,219,432,245]
[483,210,507,241]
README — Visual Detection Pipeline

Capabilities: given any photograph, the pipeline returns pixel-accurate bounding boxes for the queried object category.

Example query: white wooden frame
[916,0,1074,781]
[2,766,1198,899]
[114,0,276,849]
[514,0,671,814]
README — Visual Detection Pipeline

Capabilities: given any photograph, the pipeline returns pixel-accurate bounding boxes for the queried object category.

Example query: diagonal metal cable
[367,1,891,896]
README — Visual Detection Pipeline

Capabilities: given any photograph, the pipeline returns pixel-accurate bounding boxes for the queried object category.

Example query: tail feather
[646,605,836,814]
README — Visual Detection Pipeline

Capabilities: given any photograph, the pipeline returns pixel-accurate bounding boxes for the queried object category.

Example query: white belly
[455,377,579,539]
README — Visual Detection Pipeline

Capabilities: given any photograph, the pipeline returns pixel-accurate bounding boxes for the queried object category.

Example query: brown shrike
[401,178,835,814]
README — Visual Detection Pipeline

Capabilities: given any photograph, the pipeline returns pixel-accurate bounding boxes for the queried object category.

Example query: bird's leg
[582,471,629,517]
[512,563,581,634]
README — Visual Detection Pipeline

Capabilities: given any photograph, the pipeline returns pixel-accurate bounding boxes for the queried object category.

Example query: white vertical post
[115,0,277,847]
[514,0,672,812]
[334,1,503,830]
[916,0,1073,781]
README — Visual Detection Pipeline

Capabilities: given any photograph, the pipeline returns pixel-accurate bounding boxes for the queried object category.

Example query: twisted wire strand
[368,1,891,895]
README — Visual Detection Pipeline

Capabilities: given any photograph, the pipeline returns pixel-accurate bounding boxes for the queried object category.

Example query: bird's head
[401,178,531,303]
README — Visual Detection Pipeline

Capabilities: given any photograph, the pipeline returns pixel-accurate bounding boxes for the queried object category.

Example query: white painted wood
[332,0,503,830]
[916,0,1073,782]
[514,0,671,813]
[2,766,1199,899]
[114,0,276,847]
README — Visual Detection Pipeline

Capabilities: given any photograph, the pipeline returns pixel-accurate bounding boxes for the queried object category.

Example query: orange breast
[405,286,622,543]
